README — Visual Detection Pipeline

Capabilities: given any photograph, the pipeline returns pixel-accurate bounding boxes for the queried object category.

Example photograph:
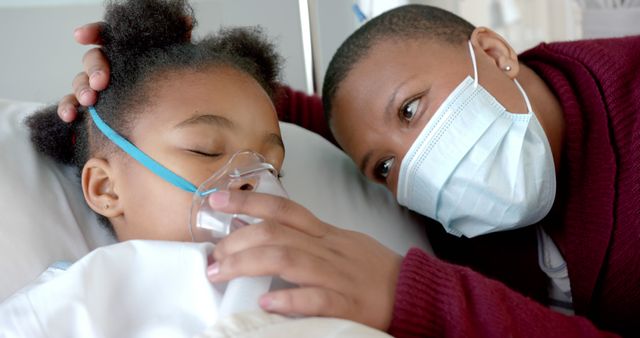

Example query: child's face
[329,38,523,195]
[97,66,284,241]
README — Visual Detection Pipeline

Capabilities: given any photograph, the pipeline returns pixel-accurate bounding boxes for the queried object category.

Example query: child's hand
[206,190,403,331]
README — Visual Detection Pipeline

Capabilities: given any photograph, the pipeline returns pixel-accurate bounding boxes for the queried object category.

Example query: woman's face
[104,66,283,241]
[329,38,526,196]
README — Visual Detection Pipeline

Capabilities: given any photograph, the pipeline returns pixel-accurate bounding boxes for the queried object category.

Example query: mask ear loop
[467,41,479,89]
[513,80,533,114]
[467,41,532,114]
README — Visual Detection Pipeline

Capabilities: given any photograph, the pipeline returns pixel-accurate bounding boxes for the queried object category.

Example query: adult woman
[59,4,639,337]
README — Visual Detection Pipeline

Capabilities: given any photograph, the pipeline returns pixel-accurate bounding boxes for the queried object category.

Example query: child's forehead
[132,67,276,128]
[150,65,254,87]
[146,67,268,105]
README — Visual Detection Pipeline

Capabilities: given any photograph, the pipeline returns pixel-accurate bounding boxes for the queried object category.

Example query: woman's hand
[206,190,403,331]
[58,17,192,121]
[58,22,110,122]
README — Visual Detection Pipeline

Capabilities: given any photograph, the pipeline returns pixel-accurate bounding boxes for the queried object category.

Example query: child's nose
[228,177,258,192]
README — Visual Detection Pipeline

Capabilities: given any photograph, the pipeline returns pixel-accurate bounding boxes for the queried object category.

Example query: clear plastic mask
[189,150,288,243]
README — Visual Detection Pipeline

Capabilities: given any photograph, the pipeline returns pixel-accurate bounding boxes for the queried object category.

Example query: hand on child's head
[59,12,194,122]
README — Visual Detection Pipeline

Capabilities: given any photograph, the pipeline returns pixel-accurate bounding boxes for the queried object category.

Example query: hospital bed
[0,97,432,336]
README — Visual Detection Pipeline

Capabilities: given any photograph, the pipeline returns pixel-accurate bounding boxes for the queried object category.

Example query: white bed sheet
[0,240,390,338]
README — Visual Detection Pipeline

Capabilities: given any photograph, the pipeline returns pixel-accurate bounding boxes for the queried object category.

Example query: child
[27,0,285,242]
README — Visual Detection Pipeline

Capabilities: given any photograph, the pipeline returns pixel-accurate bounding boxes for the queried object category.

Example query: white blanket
[0,241,390,338]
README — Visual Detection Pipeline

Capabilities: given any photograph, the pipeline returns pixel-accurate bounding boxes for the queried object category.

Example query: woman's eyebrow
[174,114,235,129]
[384,86,402,121]
[360,151,373,174]
[384,77,413,122]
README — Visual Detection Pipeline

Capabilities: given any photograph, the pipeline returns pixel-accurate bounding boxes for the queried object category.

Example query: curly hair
[26,0,282,232]
[322,4,475,122]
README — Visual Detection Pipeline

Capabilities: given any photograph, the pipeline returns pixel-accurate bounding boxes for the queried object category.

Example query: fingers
[57,94,79,123]
[82,48,110,91]
[208,245,340,287]
[259,287,351,319]
[61,23,107,121]
[184,16,194,41]
[73,22,104,45]
[73,72,97,107]
[208,190,330,237]
[260,287,390,331]
[64,48,109,119]
[213,221,328,261]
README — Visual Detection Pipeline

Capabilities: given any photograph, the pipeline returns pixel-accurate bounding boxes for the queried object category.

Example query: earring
[503,65,512,72]
[104,203,110,210]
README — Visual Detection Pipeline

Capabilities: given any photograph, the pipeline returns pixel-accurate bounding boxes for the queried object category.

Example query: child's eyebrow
[174,114,235,130]
[264,132,285,151]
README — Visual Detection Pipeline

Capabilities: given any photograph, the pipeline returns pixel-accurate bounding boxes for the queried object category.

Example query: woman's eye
[400,98,420,122]
[374,157,395,181]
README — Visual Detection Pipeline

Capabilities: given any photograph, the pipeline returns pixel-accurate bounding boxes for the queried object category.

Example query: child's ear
[81,158,123,218]
[470,26,520,79]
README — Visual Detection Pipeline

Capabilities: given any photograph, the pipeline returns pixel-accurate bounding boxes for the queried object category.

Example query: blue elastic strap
[88,106,199,193]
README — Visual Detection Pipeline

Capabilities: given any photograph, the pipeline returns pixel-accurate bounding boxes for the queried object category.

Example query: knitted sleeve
[388,248,620,338]
[275,86,336,145]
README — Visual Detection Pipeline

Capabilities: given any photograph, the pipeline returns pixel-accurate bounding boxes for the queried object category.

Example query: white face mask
[396,41,556,238]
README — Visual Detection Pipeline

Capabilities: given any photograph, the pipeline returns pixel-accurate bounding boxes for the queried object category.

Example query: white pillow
[0,98,431,301]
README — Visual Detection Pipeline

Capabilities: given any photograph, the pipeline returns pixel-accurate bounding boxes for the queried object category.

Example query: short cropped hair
[322,4,475,121]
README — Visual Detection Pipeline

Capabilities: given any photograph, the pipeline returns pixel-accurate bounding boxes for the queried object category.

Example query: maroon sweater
[276,36,640,337]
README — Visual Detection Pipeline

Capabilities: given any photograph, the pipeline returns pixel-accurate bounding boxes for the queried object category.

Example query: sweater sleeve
[389,248,621,338]
[275,86,336,145]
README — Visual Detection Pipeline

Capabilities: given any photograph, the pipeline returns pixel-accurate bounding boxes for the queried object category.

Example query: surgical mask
[396,41,556,238]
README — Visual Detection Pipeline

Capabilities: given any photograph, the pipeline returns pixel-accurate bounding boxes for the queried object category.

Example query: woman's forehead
[333,39,461,110]
[336,43,436,102]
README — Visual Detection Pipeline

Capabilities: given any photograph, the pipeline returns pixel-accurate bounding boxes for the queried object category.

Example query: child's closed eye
[188,149,222,158]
